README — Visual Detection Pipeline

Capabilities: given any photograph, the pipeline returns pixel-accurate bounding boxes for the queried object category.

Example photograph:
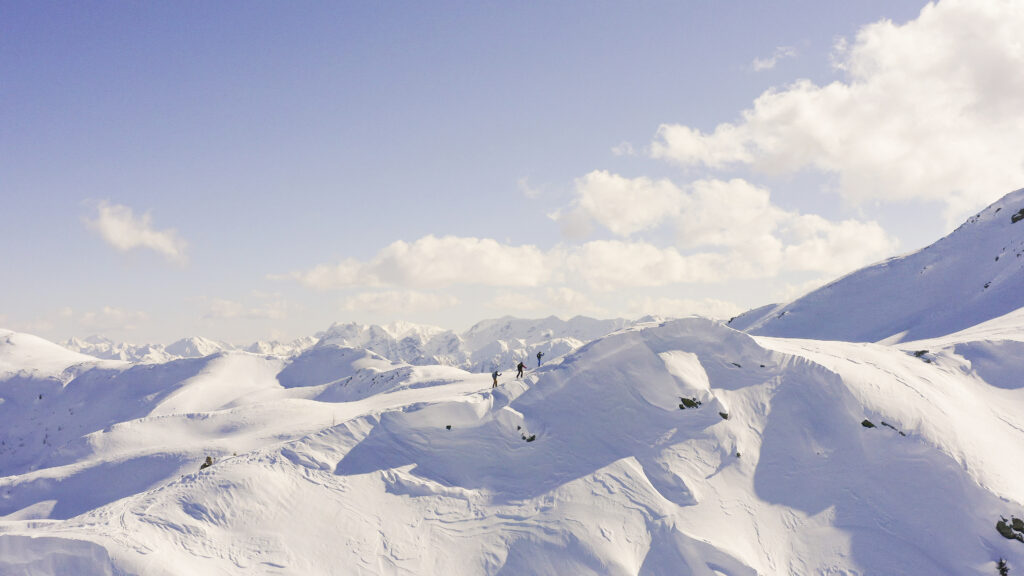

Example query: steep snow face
[3,317,1023,575]
[744,187,1024,342]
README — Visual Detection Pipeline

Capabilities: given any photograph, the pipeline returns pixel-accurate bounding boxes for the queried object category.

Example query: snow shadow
[752,362,1005,574]
[0,453,186,520]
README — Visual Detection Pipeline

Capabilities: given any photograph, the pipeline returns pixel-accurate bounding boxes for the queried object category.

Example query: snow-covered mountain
[6,192,1024,574]
[63,335,173,364]
[65,316,633,374]
[2,311,1024,574]
[739,187,1024,342]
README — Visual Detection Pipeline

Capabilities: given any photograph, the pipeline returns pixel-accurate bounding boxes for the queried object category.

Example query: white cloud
[77,306,149,332]
[651,0,1024,225]
[752,46,797,71]
[559,174,897,283]
[611,142,638,156]
[627,297,745,320]
[488,292,544,312]
[779,215,895,274]
[203,297,289,320]
[85,201,187,263]
[518,177,542,199]
[566,240,724,289]
[544,287,607,317]
[341,290,458,315]
[287,235,550,290]
[559,170,686,237]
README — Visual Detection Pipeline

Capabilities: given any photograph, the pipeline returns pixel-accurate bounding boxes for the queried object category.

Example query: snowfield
[2,189,1024,575]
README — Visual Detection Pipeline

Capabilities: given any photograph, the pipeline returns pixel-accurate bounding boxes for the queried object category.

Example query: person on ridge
[516,361,525,379]
[199,456,214,471]
[536,351,544,367]
[492,370,501,388]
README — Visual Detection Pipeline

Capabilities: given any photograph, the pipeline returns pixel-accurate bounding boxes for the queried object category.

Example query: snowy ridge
[2,313,1024,574]
[742,187,1024,342]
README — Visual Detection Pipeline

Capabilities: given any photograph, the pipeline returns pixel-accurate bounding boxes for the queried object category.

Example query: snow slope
[2,316,1023,575]
[742,187,1024,342]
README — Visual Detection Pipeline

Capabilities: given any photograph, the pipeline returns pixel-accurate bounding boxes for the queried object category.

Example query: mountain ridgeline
[2,189,1024,574]
[737,187,1024,343]
[63,316,634,373]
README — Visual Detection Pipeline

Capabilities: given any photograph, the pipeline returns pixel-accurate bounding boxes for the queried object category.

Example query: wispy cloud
[627,297,744,321]
[341,290,458,315]
[202,296,290,320]
[752,46,797,71]
[85,201,187,264]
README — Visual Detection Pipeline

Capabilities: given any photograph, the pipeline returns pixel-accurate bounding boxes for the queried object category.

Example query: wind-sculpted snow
[2,317,1024,574]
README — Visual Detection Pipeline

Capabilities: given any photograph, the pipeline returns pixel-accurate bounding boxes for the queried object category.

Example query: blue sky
[3,0,1023,344]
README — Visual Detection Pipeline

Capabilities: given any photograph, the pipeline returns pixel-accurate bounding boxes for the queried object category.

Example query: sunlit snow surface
[2,190,1024,575]
[2,313,1024,575]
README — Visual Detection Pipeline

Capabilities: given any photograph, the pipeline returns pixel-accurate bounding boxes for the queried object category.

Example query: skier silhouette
[516,361,525,379]
[536,351,544,367]
[492,370,501,388]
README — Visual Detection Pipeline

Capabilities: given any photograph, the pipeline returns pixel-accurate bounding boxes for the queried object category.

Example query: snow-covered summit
[743,187,1024,342]
[164,336,233,358]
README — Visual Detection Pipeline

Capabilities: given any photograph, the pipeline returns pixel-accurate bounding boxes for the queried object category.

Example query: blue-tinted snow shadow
[752,363,1011,574]
[0,453,187,520]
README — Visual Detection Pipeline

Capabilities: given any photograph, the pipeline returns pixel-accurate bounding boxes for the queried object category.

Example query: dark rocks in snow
[911,350,932,363]
[719,412,729,420]
[730,362,742,368]
[445,425,451,431]
[861,419,876,428]
[522,434,536,442]
[998,558,1009,576]
[679,397,702,409]
[997,517,1024,542]
[881,421,907,436]
[1011,208,1024,223]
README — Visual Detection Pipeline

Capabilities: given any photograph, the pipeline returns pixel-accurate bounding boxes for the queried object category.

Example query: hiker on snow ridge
[536,351,544,367]
[492,370,501,388]
[516,361,525,379]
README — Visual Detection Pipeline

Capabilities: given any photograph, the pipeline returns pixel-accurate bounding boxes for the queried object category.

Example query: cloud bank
[651,0,1024,224]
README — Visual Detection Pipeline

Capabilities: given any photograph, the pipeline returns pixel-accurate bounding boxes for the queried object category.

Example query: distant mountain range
[63,316,635,373]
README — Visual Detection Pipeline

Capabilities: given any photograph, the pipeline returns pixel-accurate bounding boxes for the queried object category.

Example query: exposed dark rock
[679,397,702,409]
[719,412,729,420]
[861,419,876,428]
[1012,208,1024,223]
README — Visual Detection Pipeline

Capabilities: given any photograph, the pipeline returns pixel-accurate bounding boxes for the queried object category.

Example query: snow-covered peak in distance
[63,335,172,364]
[164,335,233,359]
[743,187,1024,343]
